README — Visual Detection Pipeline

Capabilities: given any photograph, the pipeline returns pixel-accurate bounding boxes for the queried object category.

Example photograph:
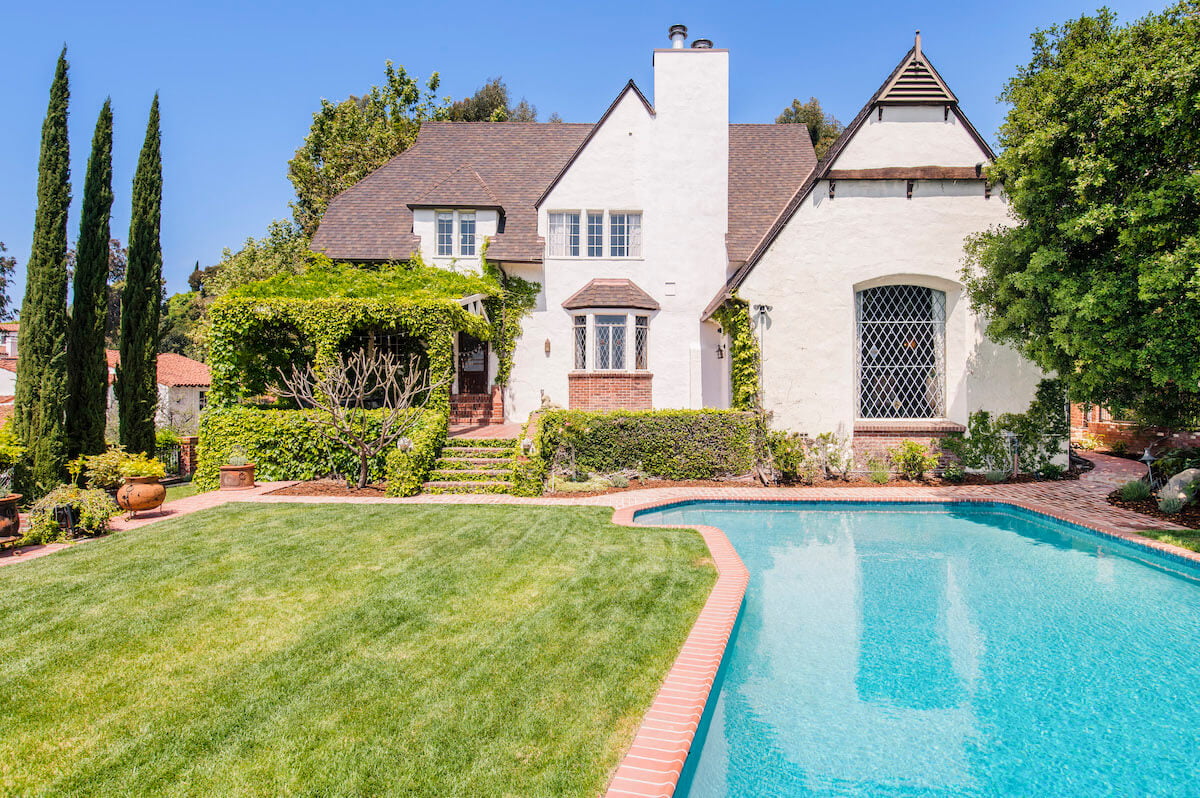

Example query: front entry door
[457,332,488,394]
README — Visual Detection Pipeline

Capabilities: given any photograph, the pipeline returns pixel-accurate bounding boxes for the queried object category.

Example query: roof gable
[409,166,500,208]
[877,41,957,104]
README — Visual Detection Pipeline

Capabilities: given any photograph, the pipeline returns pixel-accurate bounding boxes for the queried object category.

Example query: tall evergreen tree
[117,95,162,455]
[15,48,71,489]
[66,100,114,459]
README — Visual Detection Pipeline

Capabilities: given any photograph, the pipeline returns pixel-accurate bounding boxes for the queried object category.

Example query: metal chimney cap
[691,38,714,49]
[668,24,688,48]
[668,24,688,37]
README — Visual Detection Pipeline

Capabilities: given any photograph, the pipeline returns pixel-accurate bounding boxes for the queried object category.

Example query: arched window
[856,284,946,419]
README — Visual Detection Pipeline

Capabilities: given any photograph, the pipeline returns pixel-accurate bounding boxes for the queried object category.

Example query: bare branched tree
[275,349,449,488]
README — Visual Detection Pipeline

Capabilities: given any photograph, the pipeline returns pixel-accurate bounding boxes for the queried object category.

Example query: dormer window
[436,213,454,256]
[435,210,479,258]
[459,213,476,256]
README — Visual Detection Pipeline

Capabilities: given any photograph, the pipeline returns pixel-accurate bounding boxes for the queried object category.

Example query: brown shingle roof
[562,279,660,310]
[727,124,816,265]
[410,165,501,208]
[312,122,593,263]
[105,351,211,388]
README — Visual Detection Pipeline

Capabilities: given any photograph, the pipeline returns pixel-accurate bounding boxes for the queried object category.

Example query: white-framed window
[548,212,580,256]
[459,213,476,256]
[436,213,454,256]
[586,212,604,257]
[571,312,650,372]
[856,284,947,419]
[547,210,642,258]
[198,390,208,411]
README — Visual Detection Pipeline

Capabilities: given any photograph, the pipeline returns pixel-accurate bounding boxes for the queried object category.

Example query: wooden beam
[826,166,984,180]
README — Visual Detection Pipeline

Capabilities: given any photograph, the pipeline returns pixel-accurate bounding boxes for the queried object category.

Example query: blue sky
[0,0,1164,300]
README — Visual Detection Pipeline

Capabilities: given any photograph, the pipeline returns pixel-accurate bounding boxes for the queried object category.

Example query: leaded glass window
[595,314,626,370]
[856,284,946,418]
[574,315,587,369]
[634,316,648,369]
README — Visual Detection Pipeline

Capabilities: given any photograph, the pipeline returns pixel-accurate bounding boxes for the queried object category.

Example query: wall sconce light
[716,343,726,359]
[544,338,551,355]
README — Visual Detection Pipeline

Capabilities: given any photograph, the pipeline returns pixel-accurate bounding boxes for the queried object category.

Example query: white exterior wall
[0,370,14,396]
[158,385,206,432]
[504,50,731,420]
[412,208,499,273]
[741,112,1044,436]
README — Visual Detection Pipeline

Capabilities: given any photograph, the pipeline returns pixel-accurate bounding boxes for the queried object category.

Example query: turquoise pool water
[635,501,1200,797]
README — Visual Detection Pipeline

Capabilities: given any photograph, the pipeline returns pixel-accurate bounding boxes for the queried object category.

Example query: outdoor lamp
[1002,430,1019,476]
[716,343,726,359]
[544,338,551,355]
[1139,447,1156,483]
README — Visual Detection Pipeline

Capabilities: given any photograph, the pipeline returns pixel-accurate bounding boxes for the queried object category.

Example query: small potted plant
[0,421,26,540]
[69,445,134,496]
[115,453,168,515]
[219,447,256,491]
[26,485,119,543]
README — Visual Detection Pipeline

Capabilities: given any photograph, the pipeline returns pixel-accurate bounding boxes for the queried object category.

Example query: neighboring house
[312,27,1047,453]
[0,323,210,433]
[104,351,211,433]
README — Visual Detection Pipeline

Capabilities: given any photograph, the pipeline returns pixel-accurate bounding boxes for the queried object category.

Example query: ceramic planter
[117,476,166,513]
[0,493,21,540]
[219,464,256,491]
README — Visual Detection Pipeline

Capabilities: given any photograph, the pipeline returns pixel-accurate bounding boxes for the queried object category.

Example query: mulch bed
[1107,491,1200,529]
[268,479,389,498]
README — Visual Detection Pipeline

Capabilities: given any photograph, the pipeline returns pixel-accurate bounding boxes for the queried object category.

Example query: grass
[1136,528,1200,553]
[164,481,199,503]
[0,503,714,797]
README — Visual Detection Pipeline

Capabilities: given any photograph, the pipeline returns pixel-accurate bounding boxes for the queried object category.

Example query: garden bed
[1107,490,1200,529]
[268,479,389,497]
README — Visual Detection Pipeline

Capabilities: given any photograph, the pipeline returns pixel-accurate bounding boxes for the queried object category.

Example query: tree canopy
[287,63,448,237]
[448,77,537,122]
[776,97,844,158]
[0,244,16,322]
[962,1,1200,426]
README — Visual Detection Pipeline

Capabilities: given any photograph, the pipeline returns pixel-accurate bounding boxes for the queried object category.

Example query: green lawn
[1137,527,1200,553]
[164,481,199,503]
[0,504,714,797]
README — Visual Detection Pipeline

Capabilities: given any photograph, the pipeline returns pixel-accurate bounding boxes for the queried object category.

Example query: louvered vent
[879,57,956,104]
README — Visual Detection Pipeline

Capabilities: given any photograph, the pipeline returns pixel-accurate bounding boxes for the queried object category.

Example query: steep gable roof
[728,124,817,265]
[702,42,995,319]
[409,165,501,208]
[312,122,592,263]
[877,41,957,104]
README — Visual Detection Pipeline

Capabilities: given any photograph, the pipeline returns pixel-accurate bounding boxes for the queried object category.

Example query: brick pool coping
[4,453,1199,798]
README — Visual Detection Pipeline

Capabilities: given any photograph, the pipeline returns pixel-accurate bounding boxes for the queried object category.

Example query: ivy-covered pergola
[206,264,496,412]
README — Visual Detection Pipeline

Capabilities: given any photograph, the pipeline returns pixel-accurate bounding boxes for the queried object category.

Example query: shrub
[536,410,758,480]
[1119,479,1152,501]
[25,486,119,544]
[1109,440,1129,456]
[196,407,438,491]
[155,428,181,446]
[986,470,1010,483]
[383,411,448,497]
[941,460,966,483]
[942,379,1067,474]
[768,431,821,484]
[1152,447,1200,481]
[1075,432,1101,451]
[1158,494,1185,514]
[867,458,889,484]
[69,445,138,491]
[119,453,167,479]
[1038,463,1067,480]
[889,440,941,481]
[0,421,26,470]
[812,431,855,480]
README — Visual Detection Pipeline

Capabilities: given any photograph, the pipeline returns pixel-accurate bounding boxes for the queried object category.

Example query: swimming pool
[634,500,1200,797]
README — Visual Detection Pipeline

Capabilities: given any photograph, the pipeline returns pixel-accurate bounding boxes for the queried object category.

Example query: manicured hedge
[535,409,759,480]
[384,411,448,496]
[195,407,444,491]
[510,414,548,497]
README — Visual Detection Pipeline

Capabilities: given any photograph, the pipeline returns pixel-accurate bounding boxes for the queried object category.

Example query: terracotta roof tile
[105,351,211,388]
[0,323,18,332]
[562,278,660,310]
[0,359,15,374]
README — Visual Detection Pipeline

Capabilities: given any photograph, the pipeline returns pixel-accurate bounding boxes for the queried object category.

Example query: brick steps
[450,392,504,425]
[422,437,516,494]
[422,480,514,494]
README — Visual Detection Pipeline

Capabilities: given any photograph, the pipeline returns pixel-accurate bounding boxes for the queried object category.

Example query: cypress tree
[66,99,114,459]
[15,48,71,490]
[118,95,162,455]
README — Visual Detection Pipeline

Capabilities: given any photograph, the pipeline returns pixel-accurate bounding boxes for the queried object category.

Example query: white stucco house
[312,27,1046,453]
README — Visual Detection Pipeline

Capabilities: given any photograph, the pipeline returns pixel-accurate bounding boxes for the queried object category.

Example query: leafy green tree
[118,95,163,455]
[66,99,114,459]
[288,62,447,237]
[776,97,844,158]
[203,219,316,297]
[15,48,71,490]
[962,2,1200,426]
[159,290,208,361]
[0,243,16,321]
[448,77,537,122]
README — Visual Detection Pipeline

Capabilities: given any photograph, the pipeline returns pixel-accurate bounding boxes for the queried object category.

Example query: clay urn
[219,463,257,491]
[0,493,21,539]
[117,476,166,514]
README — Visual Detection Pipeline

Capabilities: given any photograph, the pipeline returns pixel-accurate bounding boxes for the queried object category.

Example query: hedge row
[195,407,443,491]
[385,411,448,496]
[534,409,759,480]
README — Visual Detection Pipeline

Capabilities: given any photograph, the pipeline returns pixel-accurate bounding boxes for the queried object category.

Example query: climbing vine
[481,243,540,387]
[712,294,761,411]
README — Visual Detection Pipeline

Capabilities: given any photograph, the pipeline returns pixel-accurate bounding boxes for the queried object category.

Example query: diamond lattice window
[856,285,946,418]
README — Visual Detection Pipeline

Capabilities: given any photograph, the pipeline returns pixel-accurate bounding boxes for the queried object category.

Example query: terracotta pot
[219,463,256,491]
[0,493,21,539]
[117,476,166,513]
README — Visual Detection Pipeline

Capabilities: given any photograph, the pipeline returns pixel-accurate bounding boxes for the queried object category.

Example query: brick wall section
[568,372,653,411]
[1070,403,1200,452]
[179,436,198,476]
[852,421,966,467]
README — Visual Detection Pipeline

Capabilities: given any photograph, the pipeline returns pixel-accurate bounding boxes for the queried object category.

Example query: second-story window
[609,212,642,257]
[587,212,604,257]
[436,213,454,256]
[459,213,476,256]
[549,212,580,257]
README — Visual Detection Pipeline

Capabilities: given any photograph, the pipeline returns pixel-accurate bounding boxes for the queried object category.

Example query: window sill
[569,371,653,378]
[854,419,966,434]
[545,256,645,262]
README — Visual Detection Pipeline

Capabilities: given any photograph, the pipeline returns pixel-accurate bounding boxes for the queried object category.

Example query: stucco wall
[834,106,988,169]
[741,169,1044,436]
[412,208,499,272]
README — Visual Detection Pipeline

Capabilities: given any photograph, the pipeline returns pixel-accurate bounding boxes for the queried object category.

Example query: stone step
[429,468,511,481]
[444,439,516,449]
[444,447,512,457]
[422,480,514,494]
[438,456,511,468]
